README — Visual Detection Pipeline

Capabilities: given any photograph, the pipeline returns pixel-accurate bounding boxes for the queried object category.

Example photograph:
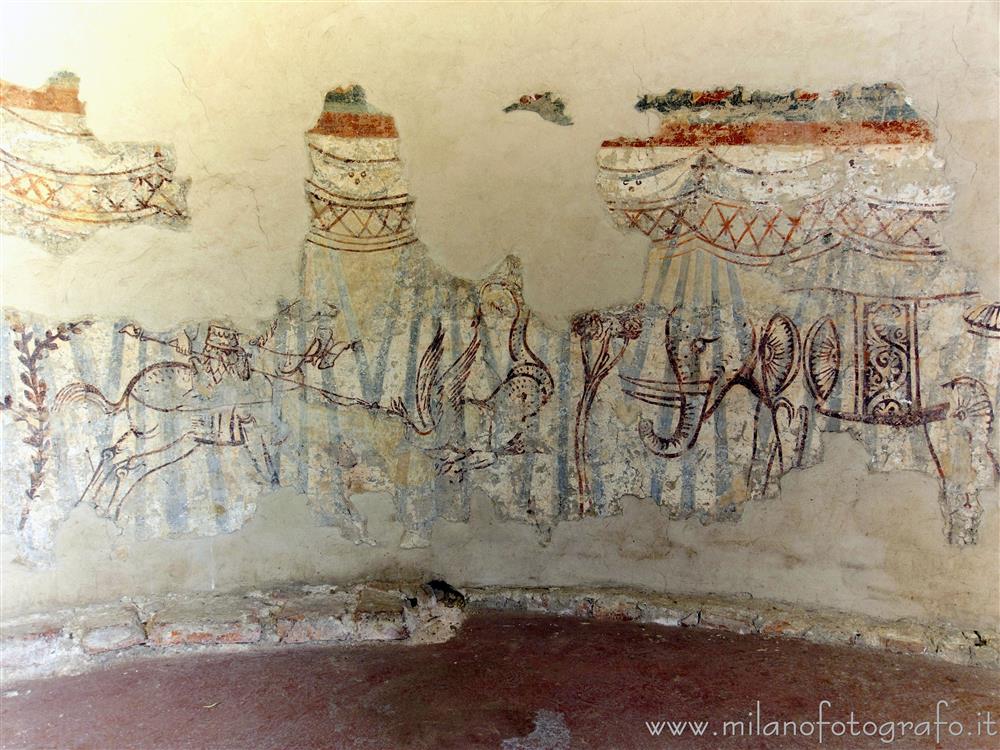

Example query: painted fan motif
[805,317,842,402]
[758,313,800,399]
[945,376,995,429]
[963,302,1000,339]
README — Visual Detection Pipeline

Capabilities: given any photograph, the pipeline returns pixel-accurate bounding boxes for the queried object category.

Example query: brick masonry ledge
[462,586,1000,669]
[2,584,996,682]
[1,582,464,682]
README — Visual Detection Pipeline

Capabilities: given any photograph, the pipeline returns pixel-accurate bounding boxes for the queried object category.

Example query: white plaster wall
[1,2,997,627]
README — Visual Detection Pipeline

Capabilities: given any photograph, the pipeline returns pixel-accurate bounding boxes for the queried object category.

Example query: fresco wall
[4,75,997,551]
[1,2,996,628]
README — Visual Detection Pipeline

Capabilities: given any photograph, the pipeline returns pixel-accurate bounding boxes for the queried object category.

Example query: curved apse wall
[1,3,997,634]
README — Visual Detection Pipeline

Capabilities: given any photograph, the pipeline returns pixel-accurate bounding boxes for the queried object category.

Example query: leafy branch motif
[571,304,643,515]
[1,318,92,530]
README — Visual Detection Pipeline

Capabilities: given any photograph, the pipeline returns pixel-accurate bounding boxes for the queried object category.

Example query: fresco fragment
[1,81,995,567]
[0,72,190,251]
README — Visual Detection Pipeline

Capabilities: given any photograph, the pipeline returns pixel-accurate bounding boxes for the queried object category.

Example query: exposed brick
[462,586,998,666]
[760,619,807,638]
[355,617,408,641]
[275,592,353,644]
[1,617,74,669]
[802,620,861,647]
[592,596,642,622]
[355,587,404,617]
[354,588,408,641]
[3,586,994,682]
[147,621,262,646]
[145,596,262,646]
[81,624,145,654]
[71,605,146,655]
[699,605,761,634]
[278,617,353,644]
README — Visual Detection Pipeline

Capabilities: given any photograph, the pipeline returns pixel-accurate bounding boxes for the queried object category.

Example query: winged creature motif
[388,311,483,471]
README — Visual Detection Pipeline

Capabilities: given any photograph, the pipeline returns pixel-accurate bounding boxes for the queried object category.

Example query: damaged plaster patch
[0,72,190,252]
[501,710,572,750]
[503,92,573,126]
[633,83,921,124]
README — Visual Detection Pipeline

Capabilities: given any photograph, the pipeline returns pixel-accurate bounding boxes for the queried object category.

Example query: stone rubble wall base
[462,586,1000,669]
[2,584,997,683]
[0,582,464,683]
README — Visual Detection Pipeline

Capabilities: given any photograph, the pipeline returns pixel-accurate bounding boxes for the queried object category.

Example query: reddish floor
[2,612,998,749]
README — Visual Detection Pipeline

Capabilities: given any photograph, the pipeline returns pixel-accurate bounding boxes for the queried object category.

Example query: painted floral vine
[1,318,92,529]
